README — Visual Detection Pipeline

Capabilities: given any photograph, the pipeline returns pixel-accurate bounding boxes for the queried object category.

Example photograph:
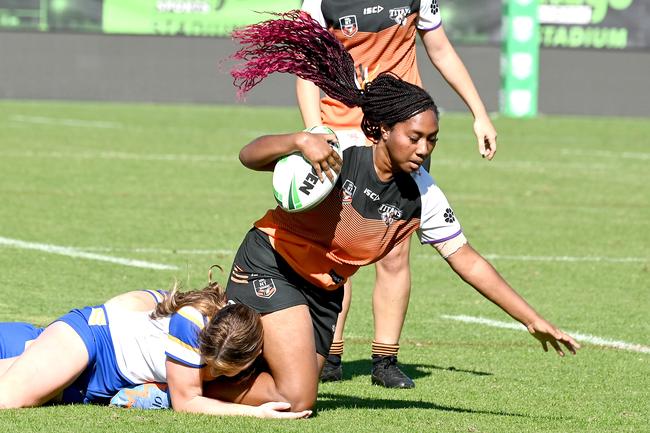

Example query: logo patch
[339,15,358,37]
[341,179,357,203]
[389,6,410,26]
[363,5,384,15]
[443,208,456,223]
[431,0,439,15]
[253,278,276,299]
[363,187,380,201]
[378,204,403,226]
[329,269,344,285]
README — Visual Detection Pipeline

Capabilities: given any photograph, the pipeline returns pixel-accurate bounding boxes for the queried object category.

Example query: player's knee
[377,252,409,274]
[288,393,317,412]
[277,387,317,412]
[0,384,23,409]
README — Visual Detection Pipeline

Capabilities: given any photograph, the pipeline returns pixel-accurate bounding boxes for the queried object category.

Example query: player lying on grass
[206,11,580,412]
[0,274,310,419]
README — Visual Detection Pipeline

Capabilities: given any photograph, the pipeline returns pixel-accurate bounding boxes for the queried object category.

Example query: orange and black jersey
[302,0,442,129]
[255,144,465,290]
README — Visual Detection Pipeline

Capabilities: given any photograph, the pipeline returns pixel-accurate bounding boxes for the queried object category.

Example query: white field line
[9,115,123,129]
[415,252,647,264]
[81,246,648,264]
[441,315,650,354]
[479,253,648,264]
[0,237,178,271]
[561,148,650,161]
[0,149,619,171]
[0,150,237,163]
[83,246,235,256]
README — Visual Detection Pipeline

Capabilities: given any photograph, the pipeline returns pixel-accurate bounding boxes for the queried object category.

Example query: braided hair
[231,10,438,141]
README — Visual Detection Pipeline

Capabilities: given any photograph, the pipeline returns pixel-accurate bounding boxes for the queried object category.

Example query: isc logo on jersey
[272,126,342,212]
[363,5,384,15]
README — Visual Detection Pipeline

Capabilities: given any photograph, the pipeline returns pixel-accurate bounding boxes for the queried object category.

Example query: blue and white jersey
[165,305,207,369]
[106,290,207,386]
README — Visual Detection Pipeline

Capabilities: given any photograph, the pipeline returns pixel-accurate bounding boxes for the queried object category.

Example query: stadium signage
[538,0,636,49]
[0,0,648,50]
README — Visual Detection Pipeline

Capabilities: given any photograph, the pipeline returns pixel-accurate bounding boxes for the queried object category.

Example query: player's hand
[254,401,312,419]
[526,318,580,356]
[296,132,342,183]
[473,115,497,160]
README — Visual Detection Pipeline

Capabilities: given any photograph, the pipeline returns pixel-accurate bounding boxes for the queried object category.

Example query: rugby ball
[272,126,342,212]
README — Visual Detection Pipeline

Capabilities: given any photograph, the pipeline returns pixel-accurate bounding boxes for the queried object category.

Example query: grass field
[0,100,648,433]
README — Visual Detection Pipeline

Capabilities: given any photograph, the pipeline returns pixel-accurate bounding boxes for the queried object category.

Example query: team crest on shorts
[341,179,357,203]
[253,278,276,299]
[389,7,410,26]
[339,15,358,37]
[378,204,403,226]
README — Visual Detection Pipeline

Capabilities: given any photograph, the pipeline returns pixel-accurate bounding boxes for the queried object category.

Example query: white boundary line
[479,253,647,264]
[9,115,123,129]
[0,150,638,172]
[0,150,237,163]
[414,252,647,264]
[83,246,235,256]
[561,148,650,161]
[1,237,645,269]
[441,314,650,354]
[0,237,178,271]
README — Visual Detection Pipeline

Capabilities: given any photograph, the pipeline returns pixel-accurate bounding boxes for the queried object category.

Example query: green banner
[501,0,540,118]
[1,0,649,49]
[103,0,300,37]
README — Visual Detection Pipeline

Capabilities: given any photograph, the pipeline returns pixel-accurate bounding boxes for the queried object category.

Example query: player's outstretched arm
[166,359,311,419]
[443,244,580,356]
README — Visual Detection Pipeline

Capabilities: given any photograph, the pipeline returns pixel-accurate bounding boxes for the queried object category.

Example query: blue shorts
[55,306,133,404]
[0,322,44,358]
[0,307,134,405]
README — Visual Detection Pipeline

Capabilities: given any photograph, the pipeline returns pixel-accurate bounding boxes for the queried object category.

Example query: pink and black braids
[231,10,437,142]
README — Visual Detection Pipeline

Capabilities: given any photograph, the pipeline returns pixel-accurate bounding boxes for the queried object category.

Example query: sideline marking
[0,236,178,271]
[479,253,647,264]
[561,148,650,161]
[84,246,235,256]
[0,150,624,170]
[441,315,650,354]
[0,150,236,163]
[9,115,122,129]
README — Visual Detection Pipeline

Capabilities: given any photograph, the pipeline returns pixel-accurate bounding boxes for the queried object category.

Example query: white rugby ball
[272,126,342,212]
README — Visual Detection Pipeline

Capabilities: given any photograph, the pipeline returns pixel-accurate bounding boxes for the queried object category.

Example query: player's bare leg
[207,305,321,411]
[320,279,351,382]
[371,237,414,388]
[0,322,88,408]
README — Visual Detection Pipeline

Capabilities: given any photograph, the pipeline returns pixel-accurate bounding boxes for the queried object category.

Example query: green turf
[0,100,648,432]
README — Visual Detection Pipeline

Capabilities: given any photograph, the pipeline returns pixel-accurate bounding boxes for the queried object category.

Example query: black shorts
[226,228,344,357]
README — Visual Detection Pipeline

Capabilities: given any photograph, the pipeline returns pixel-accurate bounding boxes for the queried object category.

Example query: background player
[297,0,499,388]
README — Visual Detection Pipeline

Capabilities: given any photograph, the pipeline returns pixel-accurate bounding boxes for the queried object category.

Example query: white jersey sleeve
[165,306,206,368]
[417,0,443,31]
[301,0,326,27]
[412,169,467,257]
